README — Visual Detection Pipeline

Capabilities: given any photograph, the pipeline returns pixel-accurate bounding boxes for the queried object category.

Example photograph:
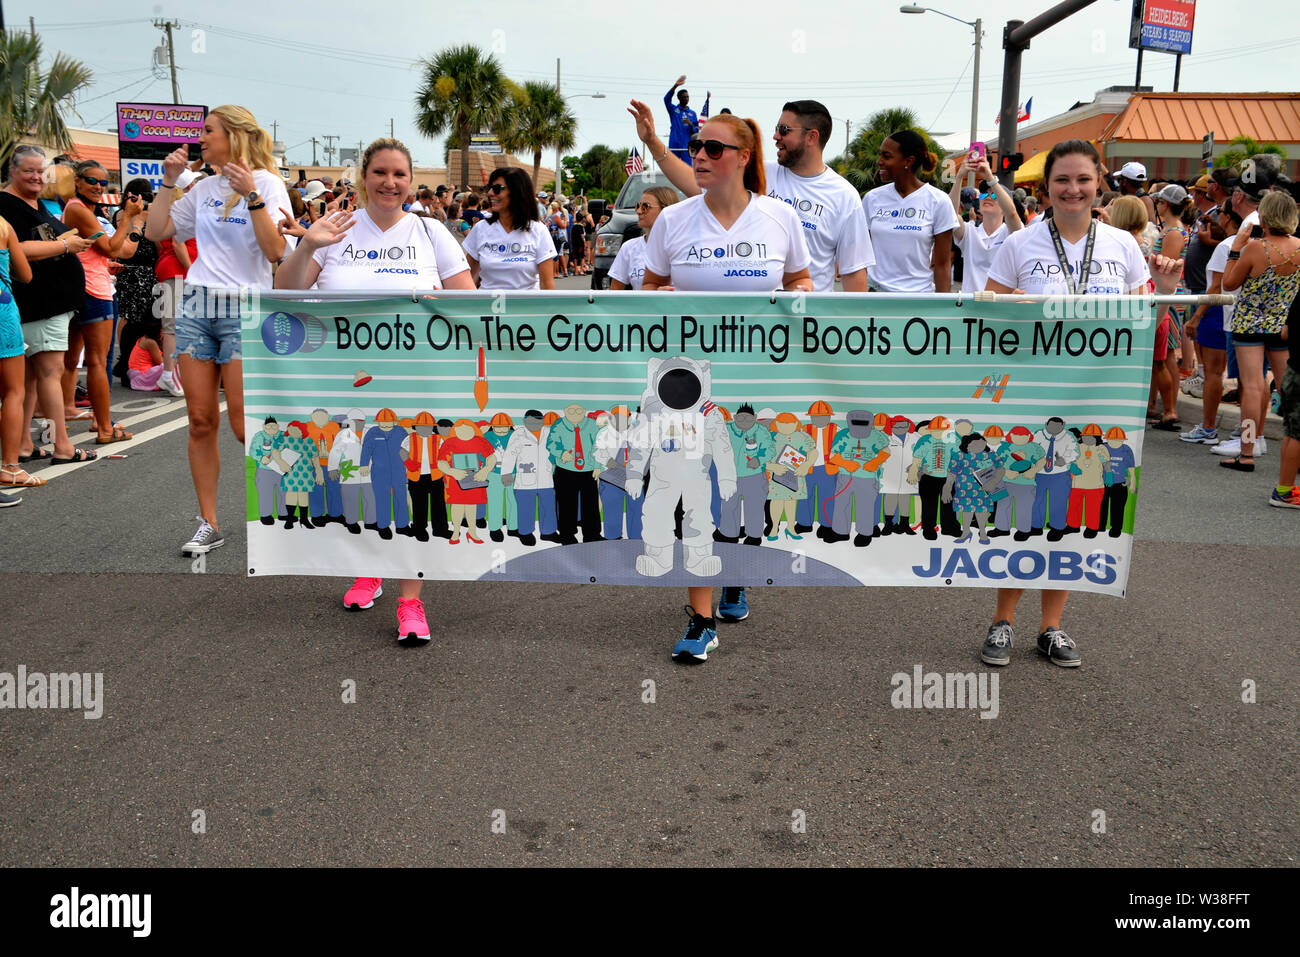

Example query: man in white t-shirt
[631,97,871,292]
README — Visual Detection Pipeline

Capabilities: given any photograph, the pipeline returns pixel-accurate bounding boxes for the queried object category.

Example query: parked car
[590,171,685,289]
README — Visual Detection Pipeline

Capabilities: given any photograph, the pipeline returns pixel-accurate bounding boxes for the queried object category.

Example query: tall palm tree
[501,80,576,191]
[0,31,93,165]
[1214,135,1287,176]
[413,44,508,189]
[840,106,944,193]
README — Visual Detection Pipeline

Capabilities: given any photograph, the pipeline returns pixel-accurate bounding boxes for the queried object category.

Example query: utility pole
[272,121,278,142]
[389,118,394,138]
[322,135,338,166]
[555,58,562,195]
[152,19,181,102]
[311,137,319,166]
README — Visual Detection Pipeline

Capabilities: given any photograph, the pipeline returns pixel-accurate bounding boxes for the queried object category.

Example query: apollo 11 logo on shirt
[685,240,770,277]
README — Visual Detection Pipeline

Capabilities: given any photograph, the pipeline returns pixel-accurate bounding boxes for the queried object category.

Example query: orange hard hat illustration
[414,411,436,427]
[375,408,398,423]
[873,412,890,427]
[610,405,632,417]
[1105,426,1128,440]
[928,415,951,430]
[490,412,514,428]
[543,411,560,426]
[807,400,833,416]
[983,424,1005,438]
[1082,423,1103,437]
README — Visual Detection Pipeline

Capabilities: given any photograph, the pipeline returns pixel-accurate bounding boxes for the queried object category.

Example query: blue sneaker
[717,586,749,622]
[672,605,719,663]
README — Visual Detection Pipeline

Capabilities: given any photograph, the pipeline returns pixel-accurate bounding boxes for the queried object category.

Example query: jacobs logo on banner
[242,293,1156,597]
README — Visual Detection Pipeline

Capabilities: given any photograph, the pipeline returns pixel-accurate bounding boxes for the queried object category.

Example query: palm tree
[413,44,508,189]
[501,80,576,191]
[1214,135,1287,176]
[840,106,944,193]
[0,31,93,165]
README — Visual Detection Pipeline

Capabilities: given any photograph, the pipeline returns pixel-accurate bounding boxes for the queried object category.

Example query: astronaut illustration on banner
[627,356,737,578]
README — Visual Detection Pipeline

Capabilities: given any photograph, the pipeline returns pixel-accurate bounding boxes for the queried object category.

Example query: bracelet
[247,201,267,211]
[61,238,69,254]
[160,180,177,189]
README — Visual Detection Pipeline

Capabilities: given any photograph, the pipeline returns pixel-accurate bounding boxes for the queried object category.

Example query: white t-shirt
[609,235,647,290]
[765,161,874,292]
[309,208,469,290]
[171,169,293,289]
[1207,236,1236,328]
[987,219,1150,295]
[642,192,811,291]
[464,218,556,289]
[862,182,959,291]
[957,221,1010,293]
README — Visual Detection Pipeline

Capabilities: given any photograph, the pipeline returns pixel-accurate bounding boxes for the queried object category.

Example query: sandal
[95,425,133,444]
[49,448,98,465]
[0,465,45,487]
[1219,455,1255,472]
[17,448,52,463]
[1151,418,1180,431]
[67,409,95,421]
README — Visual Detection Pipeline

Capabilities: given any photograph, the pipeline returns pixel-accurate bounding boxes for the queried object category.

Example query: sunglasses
[80,175,109,187]
[774,124,806,137]
[979,192,996,201]
[688,138,741,160]
[635,202,660,212]
[487,183,507,194]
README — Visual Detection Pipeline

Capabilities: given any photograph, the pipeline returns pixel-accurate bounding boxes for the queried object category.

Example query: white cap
[1153,183,1188,204]
[347,407,365,421]
[756,407,778,420]
[1118,161,1147,182]
[302,181,329,201]
[175,169,201,190]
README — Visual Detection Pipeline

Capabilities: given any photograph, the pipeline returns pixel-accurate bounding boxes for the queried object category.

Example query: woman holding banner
[145,105,293,559]
[979,139,1180,669]
[640,112,812,664]
[275,137,475,647]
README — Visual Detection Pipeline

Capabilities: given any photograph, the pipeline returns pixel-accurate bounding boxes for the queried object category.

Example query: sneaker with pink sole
[343,576,383,610]
[396,597,431,645]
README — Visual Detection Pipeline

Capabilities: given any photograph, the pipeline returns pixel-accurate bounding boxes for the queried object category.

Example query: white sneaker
[1180,374,1204,398]
[159,370,184,397]
[1212,436,1268,456]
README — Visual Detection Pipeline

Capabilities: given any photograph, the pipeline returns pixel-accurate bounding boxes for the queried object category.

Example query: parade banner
[242,292,1157,597]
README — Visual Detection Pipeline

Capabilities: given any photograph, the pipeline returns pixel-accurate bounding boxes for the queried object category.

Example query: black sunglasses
[487,183,507,194]
[80,175,109,187]
[688,138,741,160]
[774,124,806,137]
[635,202,660,212]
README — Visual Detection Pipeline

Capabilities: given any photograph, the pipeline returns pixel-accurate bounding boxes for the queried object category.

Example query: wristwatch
[246,190,265,211]
[128,231,143,242]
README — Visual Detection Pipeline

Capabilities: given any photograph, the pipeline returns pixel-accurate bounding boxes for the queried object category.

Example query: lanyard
[1047,218,1097,296]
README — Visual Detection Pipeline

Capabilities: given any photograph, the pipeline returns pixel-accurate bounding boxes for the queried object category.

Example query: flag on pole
[994,98,1033,125]
[700,92,710,119]
[625,147,644,176]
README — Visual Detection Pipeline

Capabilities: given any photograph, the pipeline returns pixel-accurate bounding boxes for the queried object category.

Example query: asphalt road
[0,345,1295,867]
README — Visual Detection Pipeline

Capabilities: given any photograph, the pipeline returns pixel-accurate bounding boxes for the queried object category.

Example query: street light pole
[555,58,561,195]
[900,7,982,186]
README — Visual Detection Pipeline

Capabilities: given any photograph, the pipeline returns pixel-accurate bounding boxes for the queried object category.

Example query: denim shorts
[175,286,242,365]
[73,294,115,326]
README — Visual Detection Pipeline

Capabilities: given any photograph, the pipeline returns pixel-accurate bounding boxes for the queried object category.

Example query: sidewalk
[1171,389,1283,440]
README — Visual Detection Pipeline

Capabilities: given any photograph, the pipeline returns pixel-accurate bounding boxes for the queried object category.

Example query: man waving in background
[664,76,700,165]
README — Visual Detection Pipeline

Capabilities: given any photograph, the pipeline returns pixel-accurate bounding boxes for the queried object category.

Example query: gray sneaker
[0,490,21,508]
[182,517,225,556]
[981,620,1014,666]
[1037,627,1080,667]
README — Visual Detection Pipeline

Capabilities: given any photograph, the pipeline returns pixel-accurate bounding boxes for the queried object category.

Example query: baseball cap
[1190,173,1212,193]
[302,181,328,202]
[1153,184,1188,205]
[435,185,449,195]
[175,169,201,191]
[960,186,979,205]
[1118,161,1147,182]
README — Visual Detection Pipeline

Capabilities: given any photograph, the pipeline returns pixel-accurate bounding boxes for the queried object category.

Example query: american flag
[700,92,710,119]
[625,147,644,175]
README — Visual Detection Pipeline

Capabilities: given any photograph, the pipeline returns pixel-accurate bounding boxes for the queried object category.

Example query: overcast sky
[24,0,1297,169]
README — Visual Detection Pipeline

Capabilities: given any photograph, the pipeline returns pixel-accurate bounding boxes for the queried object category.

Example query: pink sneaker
[343,576,383,610]
[396,597,431,644]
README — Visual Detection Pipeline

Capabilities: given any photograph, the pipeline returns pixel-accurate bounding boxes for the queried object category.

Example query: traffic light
[1000,152,1024,173]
